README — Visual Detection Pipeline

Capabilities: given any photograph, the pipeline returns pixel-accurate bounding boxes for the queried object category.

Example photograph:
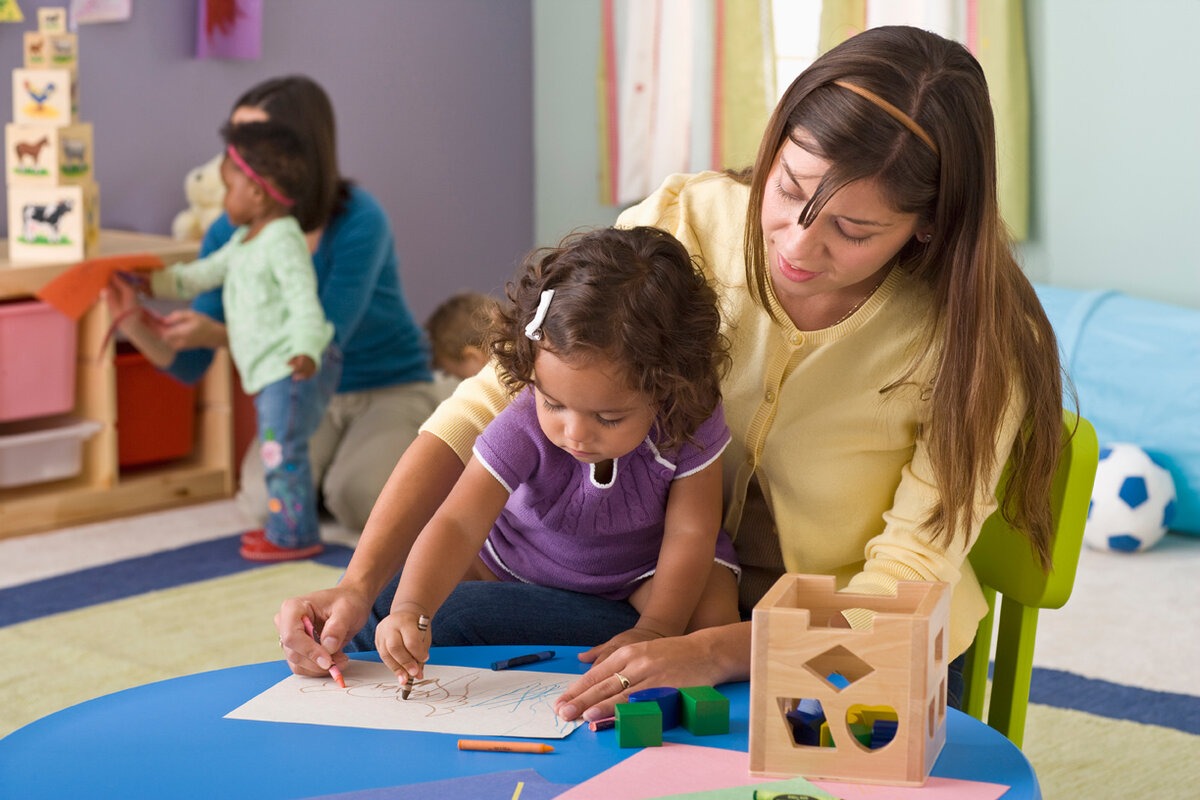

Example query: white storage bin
[0,416,102,488]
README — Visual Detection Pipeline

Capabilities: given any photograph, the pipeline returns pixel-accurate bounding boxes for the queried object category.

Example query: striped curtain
[819,0,1031,240]
[598,0,774,206]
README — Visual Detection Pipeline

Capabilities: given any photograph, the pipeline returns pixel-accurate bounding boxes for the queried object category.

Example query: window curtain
[818,0,1031,240]
[598,0,774,206]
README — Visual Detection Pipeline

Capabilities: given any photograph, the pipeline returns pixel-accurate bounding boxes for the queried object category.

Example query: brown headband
[833,80,939,156]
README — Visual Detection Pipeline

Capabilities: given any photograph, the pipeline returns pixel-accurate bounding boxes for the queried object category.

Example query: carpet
[0,534,353,738]
[2,526,1198,798]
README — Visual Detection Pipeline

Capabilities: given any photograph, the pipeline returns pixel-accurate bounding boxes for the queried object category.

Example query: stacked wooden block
[6,6,99,264]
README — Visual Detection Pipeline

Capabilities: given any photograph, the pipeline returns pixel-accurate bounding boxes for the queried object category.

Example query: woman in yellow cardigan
[275,26,1064,725]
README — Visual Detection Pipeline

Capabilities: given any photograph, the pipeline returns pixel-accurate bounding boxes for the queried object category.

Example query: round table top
[0,646,1039,799]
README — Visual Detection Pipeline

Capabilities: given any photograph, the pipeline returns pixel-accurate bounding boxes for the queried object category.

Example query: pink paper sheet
[554,743,1009,800]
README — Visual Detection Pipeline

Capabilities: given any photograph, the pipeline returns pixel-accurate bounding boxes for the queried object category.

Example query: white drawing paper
[225,660,584,739]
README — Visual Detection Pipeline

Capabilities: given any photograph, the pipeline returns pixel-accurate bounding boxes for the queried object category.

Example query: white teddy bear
[171,153,226,241]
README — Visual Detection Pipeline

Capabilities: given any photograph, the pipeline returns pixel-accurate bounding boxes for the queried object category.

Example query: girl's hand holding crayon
[376,602,432,692]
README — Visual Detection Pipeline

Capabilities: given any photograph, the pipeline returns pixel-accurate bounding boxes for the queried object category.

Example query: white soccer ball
[1083,443,1177,553]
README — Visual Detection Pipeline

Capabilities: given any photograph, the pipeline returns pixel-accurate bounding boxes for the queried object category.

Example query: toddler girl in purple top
[376,226,742,688]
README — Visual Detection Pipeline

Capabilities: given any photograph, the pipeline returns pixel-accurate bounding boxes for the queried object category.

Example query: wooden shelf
[0,229,234,539]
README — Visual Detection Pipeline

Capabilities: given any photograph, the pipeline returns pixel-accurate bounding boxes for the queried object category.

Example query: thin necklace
[833,271,889,326]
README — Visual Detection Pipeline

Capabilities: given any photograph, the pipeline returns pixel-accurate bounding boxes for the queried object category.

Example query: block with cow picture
[6,182,99,264]
[12,68,76,127]
[5,122,93,187]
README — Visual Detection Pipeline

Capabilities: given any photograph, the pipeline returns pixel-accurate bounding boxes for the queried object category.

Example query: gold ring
[615,672,631,690]
[277,636,283,647]
[417,614,431,632]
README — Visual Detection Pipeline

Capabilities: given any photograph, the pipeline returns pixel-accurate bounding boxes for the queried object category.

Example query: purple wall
[1,0,533,319]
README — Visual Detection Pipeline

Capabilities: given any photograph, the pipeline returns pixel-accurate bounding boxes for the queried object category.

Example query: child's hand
[289,354,316,380]
[102,275,142,323]
[114,270,152,295]
[580,626,665,668]
[375,608,432,691]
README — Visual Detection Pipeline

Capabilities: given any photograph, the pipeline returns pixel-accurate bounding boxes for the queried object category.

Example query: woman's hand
[375,606,432,690]
[554,624,749,722]
[274,587,370,678]
[159,309,228,350]
[577,626,664,670]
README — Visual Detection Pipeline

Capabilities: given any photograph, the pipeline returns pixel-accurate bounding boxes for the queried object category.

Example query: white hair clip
[524,289,554,341]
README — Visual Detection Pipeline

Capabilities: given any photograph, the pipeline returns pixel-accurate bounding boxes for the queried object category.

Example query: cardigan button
[789,332,803,345]
[765,390,776,404]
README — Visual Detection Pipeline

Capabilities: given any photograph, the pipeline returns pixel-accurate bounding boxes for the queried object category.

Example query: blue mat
[0,534,353,627]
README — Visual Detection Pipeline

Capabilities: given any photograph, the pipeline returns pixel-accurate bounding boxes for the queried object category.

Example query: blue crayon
[490,650,555,670]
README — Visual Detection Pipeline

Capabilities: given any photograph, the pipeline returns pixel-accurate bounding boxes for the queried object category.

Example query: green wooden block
[680,685,729,735]
[615,701,662,748]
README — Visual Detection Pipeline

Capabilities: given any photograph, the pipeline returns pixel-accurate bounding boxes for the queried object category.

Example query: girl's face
[762,132,925,323]
[531,348,656,465]
[219,155,263,227]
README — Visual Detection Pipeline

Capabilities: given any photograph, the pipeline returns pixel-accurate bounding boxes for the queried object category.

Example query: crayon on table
[301,616,345,688]
[457,739,555,754]
[491,650,555,670]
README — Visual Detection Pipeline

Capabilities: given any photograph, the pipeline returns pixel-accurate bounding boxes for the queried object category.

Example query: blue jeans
[345,576,966,711]
[346,575,640,653]
[253,344,342,548]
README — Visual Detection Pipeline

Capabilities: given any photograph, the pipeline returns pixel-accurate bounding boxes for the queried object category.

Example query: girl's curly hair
[487,226,729,452]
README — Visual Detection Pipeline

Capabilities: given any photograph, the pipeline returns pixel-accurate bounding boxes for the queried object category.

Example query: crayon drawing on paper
[225,660,583,739]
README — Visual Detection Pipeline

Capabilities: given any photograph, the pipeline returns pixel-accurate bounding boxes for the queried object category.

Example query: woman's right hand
[274,588,370,678]
[160,309,229,350]
[375,608,432,689]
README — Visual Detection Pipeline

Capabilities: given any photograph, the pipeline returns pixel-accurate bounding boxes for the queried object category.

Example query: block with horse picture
[5,122,94,186]
[24,31,79,71]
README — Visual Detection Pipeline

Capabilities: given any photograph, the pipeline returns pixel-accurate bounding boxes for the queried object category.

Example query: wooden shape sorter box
[12,68,77,127]
[6,183,100,264]
[5,122,94,186]
[748,574,951,787]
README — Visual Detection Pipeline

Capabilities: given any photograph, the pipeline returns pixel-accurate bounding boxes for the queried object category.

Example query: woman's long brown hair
[743,26,1066,569]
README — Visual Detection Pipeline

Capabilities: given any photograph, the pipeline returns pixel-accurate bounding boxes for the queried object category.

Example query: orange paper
[35,253,165,321]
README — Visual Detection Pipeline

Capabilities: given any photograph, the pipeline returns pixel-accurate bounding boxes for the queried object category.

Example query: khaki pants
[236,377,457,532]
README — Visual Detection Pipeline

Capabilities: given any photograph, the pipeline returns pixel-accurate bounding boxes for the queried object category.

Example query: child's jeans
[253,344,342,548]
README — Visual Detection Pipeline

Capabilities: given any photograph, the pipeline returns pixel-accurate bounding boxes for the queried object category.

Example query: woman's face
[762,132,925,321]
[230,104,269,125]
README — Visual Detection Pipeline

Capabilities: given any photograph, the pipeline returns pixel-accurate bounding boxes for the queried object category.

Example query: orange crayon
[457,739,554,754]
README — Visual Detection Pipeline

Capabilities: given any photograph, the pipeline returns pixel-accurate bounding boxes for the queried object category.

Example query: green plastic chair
[961,410,1099,747]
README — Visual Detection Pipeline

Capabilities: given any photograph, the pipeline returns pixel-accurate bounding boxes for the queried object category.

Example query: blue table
[0,646,1040,799]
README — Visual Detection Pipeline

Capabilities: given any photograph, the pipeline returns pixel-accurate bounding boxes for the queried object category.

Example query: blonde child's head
[489,226,729,452]
[425,291,499,379]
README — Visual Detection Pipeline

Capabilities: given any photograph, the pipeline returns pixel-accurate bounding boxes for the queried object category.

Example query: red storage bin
[115,346,196,466]
[0,299,77,423]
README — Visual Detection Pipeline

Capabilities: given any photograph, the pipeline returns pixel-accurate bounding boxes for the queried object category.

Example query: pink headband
[226,144,294,207]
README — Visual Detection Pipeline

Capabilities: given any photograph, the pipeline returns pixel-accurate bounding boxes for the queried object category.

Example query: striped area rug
[2,511,1198,797]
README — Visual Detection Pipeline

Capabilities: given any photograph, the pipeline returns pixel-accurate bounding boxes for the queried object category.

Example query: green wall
[1020,0,1200,307]
[534,0,1199,308]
